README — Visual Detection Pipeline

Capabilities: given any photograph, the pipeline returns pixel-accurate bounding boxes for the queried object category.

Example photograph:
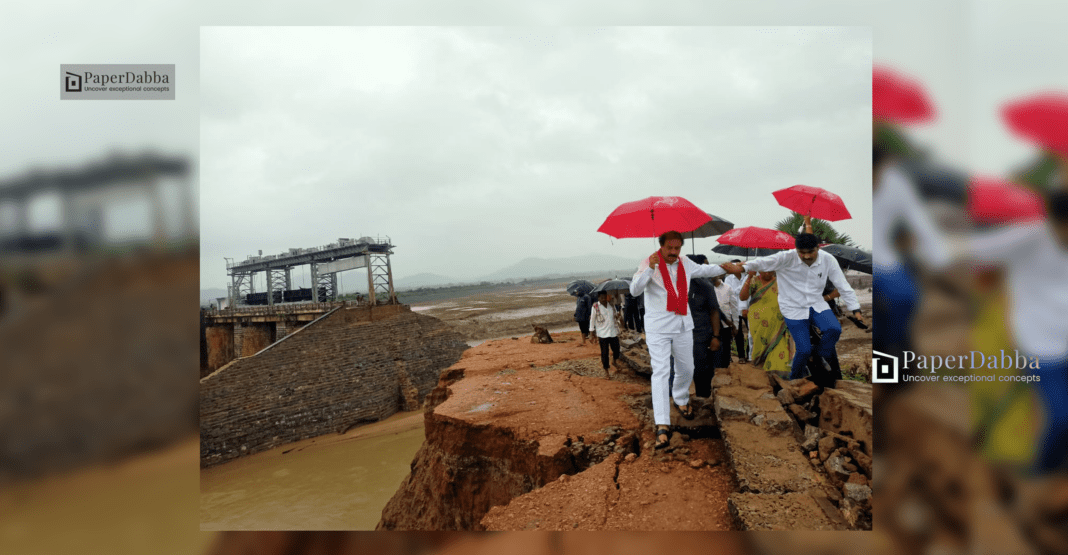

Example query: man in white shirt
[723,260,750,362]
[740,233,865,381]
[630,231,743,447]
[590,291,622,378]
[712,275,738,368]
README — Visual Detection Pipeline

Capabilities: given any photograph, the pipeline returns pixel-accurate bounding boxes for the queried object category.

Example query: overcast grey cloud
[200,26,872,290]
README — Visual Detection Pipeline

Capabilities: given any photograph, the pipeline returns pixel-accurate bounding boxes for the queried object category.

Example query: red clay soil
[379,330,739,531]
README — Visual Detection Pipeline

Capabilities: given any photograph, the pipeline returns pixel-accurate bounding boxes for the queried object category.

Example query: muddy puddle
[200,411,424,530]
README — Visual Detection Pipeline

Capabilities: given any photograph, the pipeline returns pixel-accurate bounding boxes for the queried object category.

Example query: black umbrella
[711,244,781,259]
[820,244,872,275]
[682,212,734,255]
[566,280,596,297]
[593,279,630,294]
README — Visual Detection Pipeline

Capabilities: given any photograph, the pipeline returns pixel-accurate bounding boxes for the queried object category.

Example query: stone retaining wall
[200,306,468,467]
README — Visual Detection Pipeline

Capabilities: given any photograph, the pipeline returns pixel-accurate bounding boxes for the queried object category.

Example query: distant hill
[393,272,459,291]
[476,254,637,283]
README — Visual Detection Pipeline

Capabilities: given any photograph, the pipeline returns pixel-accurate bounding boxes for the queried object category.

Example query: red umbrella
[716,226,795,250]
[1002,92,1068,158]
[873,66,936,125]
[772,184,852,221]
[967,176,1046,224]
[597,196,711,238]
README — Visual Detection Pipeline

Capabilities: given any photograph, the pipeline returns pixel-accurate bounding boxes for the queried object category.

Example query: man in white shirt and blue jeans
[740,232,866,382]
[631,231,744,448]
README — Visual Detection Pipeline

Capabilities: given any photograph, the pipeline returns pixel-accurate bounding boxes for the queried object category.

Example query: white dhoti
[647,330,694,426]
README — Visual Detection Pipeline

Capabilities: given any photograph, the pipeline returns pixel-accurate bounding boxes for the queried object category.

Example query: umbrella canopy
[566,279,596,297]
[682,212,735,255]
[967,176,1046,225]
[873,66,936,125]
[597,196,711,238]
[683,213,734,239]
[773,184,852,221]
[711,244,782,258]
[593,279,630,294]
[899,157,969,205]
[819,244,873,275]
[717,226,796,250]
[1002,92,1068,159]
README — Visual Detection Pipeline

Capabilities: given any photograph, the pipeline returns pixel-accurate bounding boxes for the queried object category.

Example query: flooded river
[200,410,425,530]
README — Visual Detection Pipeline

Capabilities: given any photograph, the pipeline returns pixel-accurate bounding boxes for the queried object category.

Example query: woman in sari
[739,270,792,376]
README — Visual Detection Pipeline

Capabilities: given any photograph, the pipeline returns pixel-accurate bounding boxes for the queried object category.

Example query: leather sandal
[654,426,671,449]
[677,404,695,420]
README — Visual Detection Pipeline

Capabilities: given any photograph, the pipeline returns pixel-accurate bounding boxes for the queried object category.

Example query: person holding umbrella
[630,231,743,449]
[737,229,865,383]
[574,290,594,346]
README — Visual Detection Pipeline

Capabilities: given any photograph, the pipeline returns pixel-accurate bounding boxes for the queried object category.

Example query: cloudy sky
[200,26,872,290]
[1,1,1065,288]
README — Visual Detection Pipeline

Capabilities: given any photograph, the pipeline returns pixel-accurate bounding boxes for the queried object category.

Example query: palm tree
[774,211,857,247]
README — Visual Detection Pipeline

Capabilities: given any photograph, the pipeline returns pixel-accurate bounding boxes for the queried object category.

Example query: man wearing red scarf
[631,231,744,448]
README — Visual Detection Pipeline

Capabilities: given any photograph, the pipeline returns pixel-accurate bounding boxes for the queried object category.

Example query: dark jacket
[574,294,593,322]
[687,277,721,335]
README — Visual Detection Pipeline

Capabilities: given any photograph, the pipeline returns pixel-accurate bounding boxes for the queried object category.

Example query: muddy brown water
[200,411,424,530]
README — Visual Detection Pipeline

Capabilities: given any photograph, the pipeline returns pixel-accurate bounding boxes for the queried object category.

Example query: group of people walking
[628,230,863,448]
[572,225,865,448]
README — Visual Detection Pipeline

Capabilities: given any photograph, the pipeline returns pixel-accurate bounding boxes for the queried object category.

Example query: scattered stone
[824,454,852,481]
[847,473,869,486]
[689,459,705,469]
[751,414,765,427]
[668,433,686,449]
[844,482,873,504]
[818,382,873,458]
[787,378,821,403]
[801,425,822,452]
[715,395,754,420]
[763,411,795,434]
[788,404,816,423]
[852,452,873,476]
[839,497,870,529]
[818,436,837,462]
[711,374,732,387]
[624,453,637,462]
[843,461,858,473]
[558,474,569,482]
[776,388,795,406]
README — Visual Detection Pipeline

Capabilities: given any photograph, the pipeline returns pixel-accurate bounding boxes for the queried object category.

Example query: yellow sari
[748,277,792,374]
[969,275,1039,467]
